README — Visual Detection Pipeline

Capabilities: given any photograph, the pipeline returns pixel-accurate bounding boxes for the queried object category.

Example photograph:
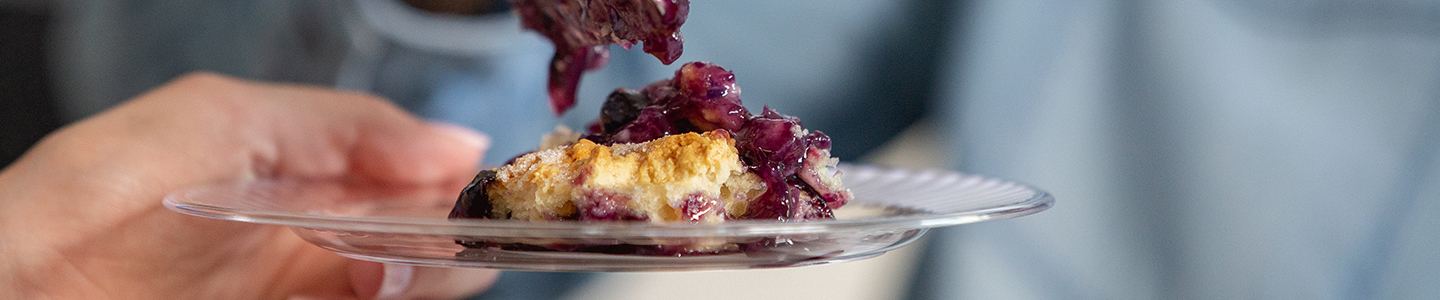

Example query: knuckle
[144,73,260,127]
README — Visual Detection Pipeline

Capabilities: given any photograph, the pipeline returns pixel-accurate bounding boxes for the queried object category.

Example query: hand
[0,73,498,299]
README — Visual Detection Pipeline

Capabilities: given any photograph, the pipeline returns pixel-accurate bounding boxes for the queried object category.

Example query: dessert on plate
[448,1,851,255]
[450,62,852,224]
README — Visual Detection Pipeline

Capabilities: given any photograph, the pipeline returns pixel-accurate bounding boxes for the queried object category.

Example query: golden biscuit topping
[485,131,763,222]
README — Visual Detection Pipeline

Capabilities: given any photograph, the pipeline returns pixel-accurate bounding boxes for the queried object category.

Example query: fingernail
[430,122,490,151]
[375,264,415,299]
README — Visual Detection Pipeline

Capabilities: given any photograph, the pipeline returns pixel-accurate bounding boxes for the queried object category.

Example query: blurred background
[2,0,1438,299]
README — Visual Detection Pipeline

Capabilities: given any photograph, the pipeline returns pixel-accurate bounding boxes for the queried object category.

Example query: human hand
[0,73,498,299]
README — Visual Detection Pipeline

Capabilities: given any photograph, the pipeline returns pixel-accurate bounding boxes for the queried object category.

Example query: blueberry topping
[449,170,499,219]
[453,2,850,256]
[610,106,676,143]
[581,62,848,221]
[674,63,748,132]
[600,88,651,133]
[513,0,691,114]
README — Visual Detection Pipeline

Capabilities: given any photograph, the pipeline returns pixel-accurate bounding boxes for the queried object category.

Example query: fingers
[105,72,486,185]
[349,262,499,300]
[346,121,490,185]
[9,73,489,221]
[231,79,488,184]
[0,72,500,298]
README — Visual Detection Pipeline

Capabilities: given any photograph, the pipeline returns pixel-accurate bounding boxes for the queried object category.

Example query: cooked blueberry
[805,130,832,151]
[736,107,808,176]
[789,178,836,220]
[585,119,604,133]
[545,46,609,114]
[740,181,790,220]
[680,95,749,132]
[610,106,675,143]
[600,88,651,133]
[799,146,852,208]
[670,63,749,130]
[641,79,681,104]
[448,170,498,219]
[678,193,722,222]
[644,32,685,64]
[578,190,649,221]
[514,0,690,114]
[675,62,738,99]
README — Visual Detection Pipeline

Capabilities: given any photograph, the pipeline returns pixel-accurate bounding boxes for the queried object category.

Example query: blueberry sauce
[448,170,497,220]
[512,0,690,114]
[585,62,851,221]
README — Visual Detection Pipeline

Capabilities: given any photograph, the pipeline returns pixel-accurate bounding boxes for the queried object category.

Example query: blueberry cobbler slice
[454,131,763,223]
[449,1,849,255]
[512,0,690,114]
[449,63,853,249]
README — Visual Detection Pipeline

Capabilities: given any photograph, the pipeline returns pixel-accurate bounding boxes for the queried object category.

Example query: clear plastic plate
[163,165,1052,272]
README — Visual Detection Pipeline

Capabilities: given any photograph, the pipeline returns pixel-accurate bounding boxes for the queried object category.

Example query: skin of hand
[0,73,499,299]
